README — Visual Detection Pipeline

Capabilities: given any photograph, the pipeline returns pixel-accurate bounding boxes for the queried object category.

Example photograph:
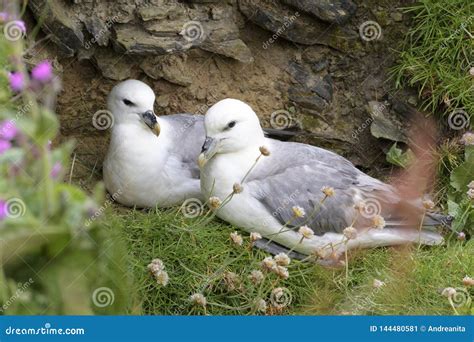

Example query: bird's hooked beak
[198,136,218,168]
[141,110,161,136]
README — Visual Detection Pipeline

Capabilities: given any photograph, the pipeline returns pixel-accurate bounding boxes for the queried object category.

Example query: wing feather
[161,114,205,179]
[245,139,399,234]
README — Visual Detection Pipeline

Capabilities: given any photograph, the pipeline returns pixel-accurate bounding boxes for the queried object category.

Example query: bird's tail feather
[254,239,307,260]
[424,212,453,229]
[384,212,452,232]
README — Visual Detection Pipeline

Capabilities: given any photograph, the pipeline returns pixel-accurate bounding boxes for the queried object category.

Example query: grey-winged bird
[103,80,204,207]
[198,99,450,258]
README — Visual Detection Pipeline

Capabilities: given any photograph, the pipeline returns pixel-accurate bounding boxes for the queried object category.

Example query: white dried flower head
[321,186,335,197]
[343,226,358,240]
[313,248,329,259]
[148,263,162,275]
[230,231,243,246]
[233,183,243,194]
[275,265,289,279]
[372,215,386,229]
[190,293,207,306]
[272,287,284,297]
[147,258,164,273]
[468,181,474,189]
[209,196,222,210]
[373,278,385,289]
[441,287,457,298]
[250,232,262,242]
[255,298,267,312]
[457,232,466,241]
[462,276,474,286]
[223,271,239,291]
[467,188,474,200]
[292,206,305,218]
[422,199,435,210]
[249,270,264,284]
[271,287,289,307]
[155,270,169,286]
[460,132,474,146]
[259,146,271,156]
[470,66,474,77]
[443,94,451,106]
[298,225,314,239]
[147,259,169,286]
[261,256,277,271]
[274,253,291,266]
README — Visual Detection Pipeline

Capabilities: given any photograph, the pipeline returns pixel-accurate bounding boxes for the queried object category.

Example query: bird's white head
[107,80,160,135]
[199,99,264,167]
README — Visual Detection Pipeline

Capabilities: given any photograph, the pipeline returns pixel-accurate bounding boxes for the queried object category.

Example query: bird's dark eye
[227,120,236,129]
[123,99,134,106]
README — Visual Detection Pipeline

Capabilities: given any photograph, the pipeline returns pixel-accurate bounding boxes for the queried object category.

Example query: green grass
[391,0,473,122]
[106,208,474,315]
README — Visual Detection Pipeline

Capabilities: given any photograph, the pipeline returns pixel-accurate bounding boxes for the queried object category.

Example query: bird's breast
[103,128,169,205]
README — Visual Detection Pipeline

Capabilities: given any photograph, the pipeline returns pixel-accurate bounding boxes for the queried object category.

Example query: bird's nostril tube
[144,111,157,122]
[201,137,213,153]
[142,110,157,128]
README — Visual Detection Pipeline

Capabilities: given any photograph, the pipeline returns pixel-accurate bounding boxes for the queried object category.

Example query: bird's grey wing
[245,139,399,235]
[161,114,205,179]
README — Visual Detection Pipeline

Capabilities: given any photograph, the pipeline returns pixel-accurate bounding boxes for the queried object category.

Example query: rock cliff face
[26,0,416,183]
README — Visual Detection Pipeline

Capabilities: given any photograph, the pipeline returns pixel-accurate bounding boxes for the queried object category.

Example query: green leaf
[0,147,25,164]
[34,109,59,144]
[447,199,460,218]
[465,145,474,160]
[386,143,414,168]
[450,147,474,191]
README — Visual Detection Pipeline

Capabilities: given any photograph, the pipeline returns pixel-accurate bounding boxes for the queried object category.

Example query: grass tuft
[107,208,474,315]
[391,0,473,122]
